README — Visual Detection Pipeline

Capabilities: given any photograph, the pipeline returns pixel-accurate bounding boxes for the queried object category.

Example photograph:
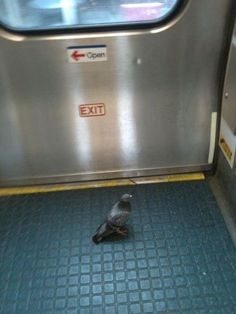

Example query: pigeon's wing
[95,221,109,235]
[95,221,105,233]
[108,211,130,226]
[92,221,115,243]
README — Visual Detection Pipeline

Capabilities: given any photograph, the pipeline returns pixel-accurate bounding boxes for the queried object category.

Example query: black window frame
[0,0,188,37]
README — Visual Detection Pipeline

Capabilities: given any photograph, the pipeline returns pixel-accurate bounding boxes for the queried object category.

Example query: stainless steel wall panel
[222,23,236,134]
[0,0,234,186]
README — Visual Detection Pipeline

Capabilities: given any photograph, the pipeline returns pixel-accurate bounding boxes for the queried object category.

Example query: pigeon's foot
[118,226,129,236]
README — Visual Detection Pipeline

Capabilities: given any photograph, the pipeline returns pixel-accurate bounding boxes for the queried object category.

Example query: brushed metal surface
[222,23,236,134]
[0,0,234,186]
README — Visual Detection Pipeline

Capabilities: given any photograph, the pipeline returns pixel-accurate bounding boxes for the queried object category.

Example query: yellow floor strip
[0,179,134,197]
[0,173,204,197]
[131,172,205,184]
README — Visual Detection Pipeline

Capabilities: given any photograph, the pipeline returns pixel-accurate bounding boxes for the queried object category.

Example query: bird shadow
[102,234,127,243]
[100,225,134,243]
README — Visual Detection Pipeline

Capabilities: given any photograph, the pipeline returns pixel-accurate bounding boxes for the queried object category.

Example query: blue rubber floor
[0,181,236,314]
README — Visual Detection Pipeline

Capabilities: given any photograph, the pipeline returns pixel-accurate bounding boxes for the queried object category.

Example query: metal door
[0,0,234,186]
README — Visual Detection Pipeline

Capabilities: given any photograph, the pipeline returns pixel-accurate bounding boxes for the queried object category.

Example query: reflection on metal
[116,38,138,166]
[118,90,138,166]
[0,172,204,197]
[118,90,138,165]
[73,91,92,168]
[75,118,92,168]
[233,35,236,47]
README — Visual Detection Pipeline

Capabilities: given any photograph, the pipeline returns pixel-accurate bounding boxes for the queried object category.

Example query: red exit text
[79,103,105,117]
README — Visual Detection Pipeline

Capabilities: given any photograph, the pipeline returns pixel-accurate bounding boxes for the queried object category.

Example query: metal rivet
[136,58,142,65]
[225,92,229,99]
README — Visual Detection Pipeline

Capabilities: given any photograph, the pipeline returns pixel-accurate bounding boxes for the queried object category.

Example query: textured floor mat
[0,181,236,314]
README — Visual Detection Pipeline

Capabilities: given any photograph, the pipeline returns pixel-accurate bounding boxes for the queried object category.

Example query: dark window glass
[0,0,179,31]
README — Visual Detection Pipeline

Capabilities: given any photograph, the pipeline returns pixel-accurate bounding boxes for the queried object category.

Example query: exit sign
[79,103,106,117]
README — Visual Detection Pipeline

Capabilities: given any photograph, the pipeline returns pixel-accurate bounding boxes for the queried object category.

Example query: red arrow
[71,50,85,61]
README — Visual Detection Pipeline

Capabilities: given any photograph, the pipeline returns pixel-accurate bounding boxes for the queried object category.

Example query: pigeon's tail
[92,234,103,245]
[92,222,114,244]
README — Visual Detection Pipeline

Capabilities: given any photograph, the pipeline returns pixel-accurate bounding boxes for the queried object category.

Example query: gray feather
[92,194,132,244]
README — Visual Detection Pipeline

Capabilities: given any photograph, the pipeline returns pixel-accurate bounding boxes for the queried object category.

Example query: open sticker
[67,45,107,63]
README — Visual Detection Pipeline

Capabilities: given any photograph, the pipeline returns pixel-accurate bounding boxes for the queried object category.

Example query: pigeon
[92,194,132,244]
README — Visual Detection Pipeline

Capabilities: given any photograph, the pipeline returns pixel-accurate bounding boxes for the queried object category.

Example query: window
[0,0,179,31]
